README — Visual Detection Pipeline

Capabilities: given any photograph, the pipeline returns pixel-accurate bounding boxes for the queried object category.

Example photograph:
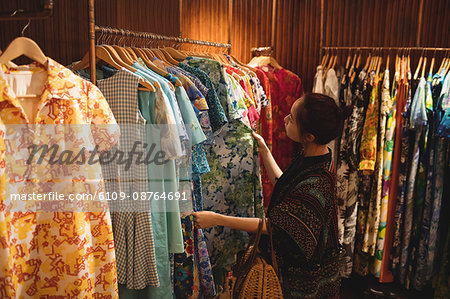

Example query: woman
[193,93,352,298]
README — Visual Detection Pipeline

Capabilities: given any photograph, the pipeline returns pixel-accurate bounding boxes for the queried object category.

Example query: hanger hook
[21,19,31,36]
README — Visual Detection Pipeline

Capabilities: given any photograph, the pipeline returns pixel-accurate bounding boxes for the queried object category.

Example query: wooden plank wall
[1,0,449,91]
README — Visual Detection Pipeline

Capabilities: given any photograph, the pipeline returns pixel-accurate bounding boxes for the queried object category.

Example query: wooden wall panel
[181,0,229,44]
[0,0,179,66]
[1,0,449,91]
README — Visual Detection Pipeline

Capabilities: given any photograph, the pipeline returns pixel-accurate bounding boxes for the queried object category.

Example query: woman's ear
[305,133,316,143]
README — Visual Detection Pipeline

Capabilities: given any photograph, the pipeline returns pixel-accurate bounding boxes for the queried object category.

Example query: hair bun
[341,105,353,119]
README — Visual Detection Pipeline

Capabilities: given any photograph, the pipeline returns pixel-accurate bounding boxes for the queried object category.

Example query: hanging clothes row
[313,48,450,298]
[0,32,304,298]
[71,32,276,298]
[248,49,304,208]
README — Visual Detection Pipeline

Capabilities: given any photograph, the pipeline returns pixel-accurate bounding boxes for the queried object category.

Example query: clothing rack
[95,26,232,49]
[321,46,450,52]
[87,0,231,84]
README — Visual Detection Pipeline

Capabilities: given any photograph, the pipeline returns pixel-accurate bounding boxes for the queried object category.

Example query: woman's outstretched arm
[193,211,268,234]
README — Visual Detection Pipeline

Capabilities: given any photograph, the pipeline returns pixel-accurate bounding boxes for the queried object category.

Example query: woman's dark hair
[296,93,353,145]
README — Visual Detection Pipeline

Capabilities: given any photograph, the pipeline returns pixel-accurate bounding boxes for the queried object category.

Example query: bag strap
[246,218,264,265]
[265,218,279,275]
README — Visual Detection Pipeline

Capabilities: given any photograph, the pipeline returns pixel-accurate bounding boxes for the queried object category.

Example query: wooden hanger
[330,54,338,69]
[350,52,360,83]
[159,48,180,66]
[363,53,371,71]
[163,47,187,62]
[0,37,47,67]
[0,37,48,98]
[414,54,423,80]
[429,55,435,75]
[377,56,382,74]
[110,45,134,65]
[73,46,156,92]
[124,47,138,61]
[407,51,411,74]
[441,53,449,75]
[321,51,329,67]
[345,54,351,69]
[444,58,450,76]
[386,55,390,71]
[421,57,427,78]
[348,53,356,75]
[437,56,446,74]
[0,49,18,68]
[149,48,165,61]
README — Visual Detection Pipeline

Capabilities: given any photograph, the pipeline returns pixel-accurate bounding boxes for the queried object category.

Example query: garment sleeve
[269,174,333,260]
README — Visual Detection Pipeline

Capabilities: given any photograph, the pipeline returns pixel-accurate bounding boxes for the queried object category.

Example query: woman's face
[284,98,302,143]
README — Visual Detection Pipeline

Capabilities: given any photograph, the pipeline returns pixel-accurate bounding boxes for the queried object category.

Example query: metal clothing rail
[321,46,450,52]
[87,0,231,84]
[95,26,232,49]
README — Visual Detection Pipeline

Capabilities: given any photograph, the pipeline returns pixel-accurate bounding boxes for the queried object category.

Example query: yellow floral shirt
[0,58,119,298]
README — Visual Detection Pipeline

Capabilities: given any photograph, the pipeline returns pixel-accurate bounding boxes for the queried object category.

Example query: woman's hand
[193,211,220,229]
[252,131,268,153]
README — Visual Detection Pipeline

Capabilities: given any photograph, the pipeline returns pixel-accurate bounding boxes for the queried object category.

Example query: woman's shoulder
[290,169,335,207]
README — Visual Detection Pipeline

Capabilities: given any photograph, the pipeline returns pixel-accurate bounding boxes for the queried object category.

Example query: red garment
[255,69,274,207]
[380,79,407,282]
[258,66,304,206]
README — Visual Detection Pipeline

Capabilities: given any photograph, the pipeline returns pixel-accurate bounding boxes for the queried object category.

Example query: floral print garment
[201,120,263,289]
[254,68,274,207]
[352,71,374,277]
[370,71,394,276]
[336,72,359,278]
[413,75,444,290]
[390,74,414,277]
[0,58,119,298]
[398,78,427,282]
[359,73,380,172]
[179,63,227,133]
[183,57,234,120]
[361,73,382,256]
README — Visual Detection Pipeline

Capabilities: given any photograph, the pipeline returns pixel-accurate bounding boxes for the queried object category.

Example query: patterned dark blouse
[266,151,341,298]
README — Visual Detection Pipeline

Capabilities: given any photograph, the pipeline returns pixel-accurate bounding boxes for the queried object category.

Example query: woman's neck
[303,142,329,157]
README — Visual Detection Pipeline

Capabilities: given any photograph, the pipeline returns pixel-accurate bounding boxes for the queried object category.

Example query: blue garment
[133,61,188,143]
[179,63,227,132]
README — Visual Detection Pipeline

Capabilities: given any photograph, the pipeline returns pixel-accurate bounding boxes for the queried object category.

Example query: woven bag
[232,218,283,299]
